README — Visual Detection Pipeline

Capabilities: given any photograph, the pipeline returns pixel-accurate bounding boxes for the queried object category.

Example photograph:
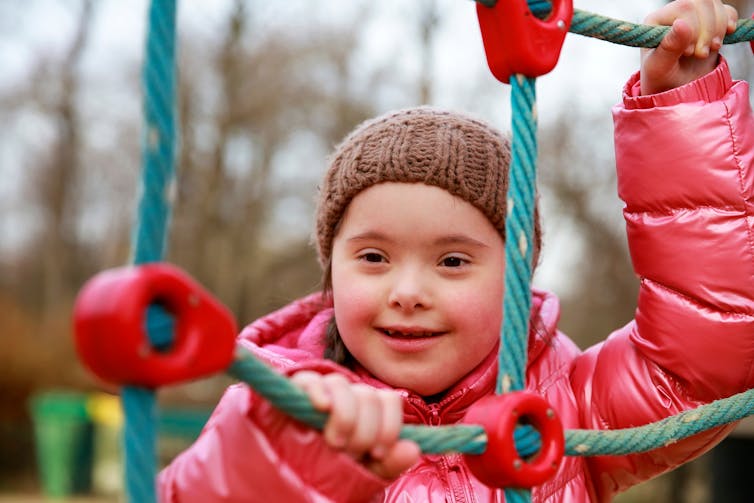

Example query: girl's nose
[388,271,430,312]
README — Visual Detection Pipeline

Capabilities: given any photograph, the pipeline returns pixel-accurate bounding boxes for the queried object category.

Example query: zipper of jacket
[405,388,469,425]
[427,402,442,425]
[442,455,469,503]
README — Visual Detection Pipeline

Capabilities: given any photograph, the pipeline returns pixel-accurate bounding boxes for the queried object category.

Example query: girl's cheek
[335,294,368,321]
[447,287,503,332]
[334,271,371,297]
[333,279,378,319]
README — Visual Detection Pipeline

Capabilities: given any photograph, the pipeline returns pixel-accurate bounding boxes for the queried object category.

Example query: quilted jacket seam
[722,98,754,388]
[640,277,754,318]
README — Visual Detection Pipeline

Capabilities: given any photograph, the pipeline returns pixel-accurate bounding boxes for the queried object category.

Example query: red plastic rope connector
[477,0,573,83]
[463,392,564,488]
[73,263,237,388]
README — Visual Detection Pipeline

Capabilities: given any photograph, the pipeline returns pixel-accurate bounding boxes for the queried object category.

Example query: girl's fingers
[369,390,403,460]
[645,0,734,58]
[367,440,421,480]
[645,0,698,56]
[642,17,694,86]
[706,0,734,52]
[693,0,719,56]
[690,0,735,55]
[321,373,357,449]
[661,18,696,58]
[295,373,416,480]
[724,4,738,33]
[342,384,381,455]
[291,371,331,411]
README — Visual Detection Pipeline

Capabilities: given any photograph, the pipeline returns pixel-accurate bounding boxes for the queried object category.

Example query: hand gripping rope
[72,1,754,502]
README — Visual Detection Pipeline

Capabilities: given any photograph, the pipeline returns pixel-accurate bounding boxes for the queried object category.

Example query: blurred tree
[0,1,100,486]
[168,0,394,325]
[0,0,444,488]
[23,0,95,313]
[418,0,439,104]
[537,109,638,349]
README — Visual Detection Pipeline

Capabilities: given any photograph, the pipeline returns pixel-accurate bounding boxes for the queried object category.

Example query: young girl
[159,0,754,501]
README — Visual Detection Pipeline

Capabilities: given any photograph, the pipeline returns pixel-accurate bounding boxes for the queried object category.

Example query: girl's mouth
[378,327,446,354]
[380,328,443,338]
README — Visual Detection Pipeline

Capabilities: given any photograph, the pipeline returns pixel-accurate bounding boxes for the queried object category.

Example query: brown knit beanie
[315,106,541,269]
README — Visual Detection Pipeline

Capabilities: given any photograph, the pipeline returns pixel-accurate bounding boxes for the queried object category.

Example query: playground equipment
[72,1,754,502]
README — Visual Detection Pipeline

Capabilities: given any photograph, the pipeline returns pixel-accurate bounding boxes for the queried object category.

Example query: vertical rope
[498,74,537,395]
[132,0,178,265]
[499,73,538,503]
[121,388,159,503]
[506,488,534,503]
[123,0,178,502]
[492,0,545,497]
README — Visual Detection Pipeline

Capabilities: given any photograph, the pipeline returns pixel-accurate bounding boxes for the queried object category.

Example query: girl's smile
[377,325,447,354]
[378,327,446,338]
[330,182,506,396]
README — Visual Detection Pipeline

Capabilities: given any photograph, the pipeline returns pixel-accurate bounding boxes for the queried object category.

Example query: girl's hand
[291,371,421,479]
[640,0,738,95]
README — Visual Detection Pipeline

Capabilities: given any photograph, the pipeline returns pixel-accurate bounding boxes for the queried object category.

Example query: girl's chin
[379,370,456,398]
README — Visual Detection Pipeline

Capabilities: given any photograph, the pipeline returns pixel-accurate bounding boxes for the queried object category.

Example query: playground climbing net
[71,1,754,502]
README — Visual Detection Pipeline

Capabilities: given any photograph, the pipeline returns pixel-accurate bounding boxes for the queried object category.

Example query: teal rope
[570,10,754,48]
[229,345,754,457]
[496,6,543,502]
[123,0,178,502]
[132,0,178,265]
[121,388,158,503]
[498,75,537,396]
[565,390,754,455]
[499,68,538,500]
[476,1,754,48]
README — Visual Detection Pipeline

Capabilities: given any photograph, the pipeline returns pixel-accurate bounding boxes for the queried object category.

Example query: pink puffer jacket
[158,59,754,502]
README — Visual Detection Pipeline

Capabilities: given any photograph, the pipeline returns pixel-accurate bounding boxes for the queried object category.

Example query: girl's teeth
[384,329,434,337]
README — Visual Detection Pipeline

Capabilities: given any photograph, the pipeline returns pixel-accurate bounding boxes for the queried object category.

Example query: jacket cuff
[622,56,732,109]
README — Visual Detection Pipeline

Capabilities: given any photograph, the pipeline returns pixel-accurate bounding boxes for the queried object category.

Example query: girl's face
[330,182,505,396]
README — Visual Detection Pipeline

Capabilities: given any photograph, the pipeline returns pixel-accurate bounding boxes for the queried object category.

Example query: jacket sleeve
[157,381,389,502]
[569,58,754,501]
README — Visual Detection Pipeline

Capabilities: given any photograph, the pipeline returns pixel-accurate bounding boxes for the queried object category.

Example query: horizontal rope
[572,10,754,48]
[227,345,754,458]
[474,1,754,48]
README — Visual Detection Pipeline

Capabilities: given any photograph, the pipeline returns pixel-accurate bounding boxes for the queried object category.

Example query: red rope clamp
[73,263,237,388]
[477,0,573,83]
[462,392,564,488]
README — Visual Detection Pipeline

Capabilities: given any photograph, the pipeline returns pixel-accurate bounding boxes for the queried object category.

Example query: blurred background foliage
[1,0,753,500]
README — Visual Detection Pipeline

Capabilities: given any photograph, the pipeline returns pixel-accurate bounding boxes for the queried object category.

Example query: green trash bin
[30,391,94,498]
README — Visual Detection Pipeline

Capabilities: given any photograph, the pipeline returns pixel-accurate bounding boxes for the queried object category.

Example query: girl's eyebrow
[347,231,395,244]
[433,234,490,249]
[347,231,489,249]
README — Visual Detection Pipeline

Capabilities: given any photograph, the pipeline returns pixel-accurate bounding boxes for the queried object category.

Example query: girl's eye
[361,252,385,263]
[440,256,466,268]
